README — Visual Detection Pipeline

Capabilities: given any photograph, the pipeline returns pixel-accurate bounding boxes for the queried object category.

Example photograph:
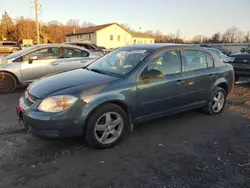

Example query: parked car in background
[204,47,229,62]
[0,41,22,54]
[228,52,250,81]
[240,45,250,53]
[65,42,106,55]
[17,44,234,148]
[0,44,102,93]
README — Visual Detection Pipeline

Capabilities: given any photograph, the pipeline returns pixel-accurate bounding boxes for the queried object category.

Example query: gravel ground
[0,80,250,188]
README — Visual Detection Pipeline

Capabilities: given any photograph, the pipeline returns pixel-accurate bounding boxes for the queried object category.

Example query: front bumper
[17,93,87,139]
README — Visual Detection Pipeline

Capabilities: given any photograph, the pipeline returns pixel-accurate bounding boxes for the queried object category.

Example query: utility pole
[34,0,40,44]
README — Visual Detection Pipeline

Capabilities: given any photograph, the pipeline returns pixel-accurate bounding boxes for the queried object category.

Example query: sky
[1,0,250,39]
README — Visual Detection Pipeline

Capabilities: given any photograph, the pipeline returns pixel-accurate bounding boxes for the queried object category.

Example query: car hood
[28,69,118,98]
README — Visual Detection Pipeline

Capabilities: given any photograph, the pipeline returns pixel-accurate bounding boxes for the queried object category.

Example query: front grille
[24,91,38,106]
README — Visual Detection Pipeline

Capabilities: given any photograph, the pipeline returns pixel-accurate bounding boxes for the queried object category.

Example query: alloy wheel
[94,112,124,145]
[212,91,225,113]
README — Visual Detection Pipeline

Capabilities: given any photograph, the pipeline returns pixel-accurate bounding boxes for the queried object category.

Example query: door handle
[51,62,59,66]
[176,80,185,85]
[80,60,88,63]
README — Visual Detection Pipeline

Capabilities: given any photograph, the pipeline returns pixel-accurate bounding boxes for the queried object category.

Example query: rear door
[20,47,61,82]
[54,47,91,72]
[183,49,218,105]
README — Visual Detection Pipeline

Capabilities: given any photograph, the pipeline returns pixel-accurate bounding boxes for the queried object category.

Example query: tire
[0,72,17,94]
[85,104,128,149]
[203,87,226,115]
[235,75,239,82]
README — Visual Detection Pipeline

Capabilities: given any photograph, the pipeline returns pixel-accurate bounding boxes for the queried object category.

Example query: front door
[183,49,218,104]
[136,49,188,118]
[20,47,61,83]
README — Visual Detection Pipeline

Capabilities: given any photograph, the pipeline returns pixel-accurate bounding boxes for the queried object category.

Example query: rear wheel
[0,72,17,94]
[235,74,239,82]
[203,87,226,115]
[85,104,128,149]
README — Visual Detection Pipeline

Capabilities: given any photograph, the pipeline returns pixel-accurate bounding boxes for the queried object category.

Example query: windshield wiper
[86,67,105,74]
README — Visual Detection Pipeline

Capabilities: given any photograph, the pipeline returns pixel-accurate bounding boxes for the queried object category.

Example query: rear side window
[183,50,207,71]
[206,53,214,67]
[63,48,88,58]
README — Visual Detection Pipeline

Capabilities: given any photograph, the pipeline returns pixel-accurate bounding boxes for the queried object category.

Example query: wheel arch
[0,70,20,85]
[82,99,133,134]
[214,78,229,96]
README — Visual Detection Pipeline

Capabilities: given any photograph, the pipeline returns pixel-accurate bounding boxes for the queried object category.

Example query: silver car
[0,44,102,93]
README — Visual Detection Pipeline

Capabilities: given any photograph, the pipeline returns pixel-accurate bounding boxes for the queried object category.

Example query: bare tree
[81,21,95,28]
[66,19,80,28]
[223,26,240,43]
[244,31,250,43]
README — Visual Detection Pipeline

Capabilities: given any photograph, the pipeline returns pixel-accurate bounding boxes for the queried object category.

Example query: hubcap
[94,112,124,144]
[212,91,225,113]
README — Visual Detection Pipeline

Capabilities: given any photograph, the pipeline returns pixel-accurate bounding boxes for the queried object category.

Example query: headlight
[38,95,77,113]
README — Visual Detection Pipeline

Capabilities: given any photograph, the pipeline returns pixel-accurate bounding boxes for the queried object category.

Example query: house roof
[66,23,115,36]
[66,23,155,39]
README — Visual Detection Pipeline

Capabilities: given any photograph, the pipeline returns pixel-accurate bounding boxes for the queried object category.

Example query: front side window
[88,47,152,75]
[183,50,207,71]
[142,50,182,77]
[62,48,88,58]
[110,35,113,41]
[22,47,60,61]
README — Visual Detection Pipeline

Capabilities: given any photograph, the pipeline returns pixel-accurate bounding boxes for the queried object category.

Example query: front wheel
[0,72,17,94]
[85,104,128,149]
[203,87,226,115]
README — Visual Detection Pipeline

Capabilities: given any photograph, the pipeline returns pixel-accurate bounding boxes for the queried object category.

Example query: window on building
[117,35,121,41]
[183,50,207,71]
[150,40,152,43]
[110,35,113,41]
[89,34,91,40]
[144,40,146,44]
[134,39,136,44]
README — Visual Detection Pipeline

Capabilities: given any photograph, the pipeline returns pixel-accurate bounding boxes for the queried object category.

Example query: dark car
[17,44,234,148]
[228,53,250,81]
[65,42,106,55]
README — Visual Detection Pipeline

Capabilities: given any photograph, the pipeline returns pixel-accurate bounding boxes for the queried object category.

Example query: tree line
[0,11,249,44]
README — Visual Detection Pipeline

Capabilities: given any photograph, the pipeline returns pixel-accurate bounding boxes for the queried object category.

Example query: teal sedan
[17,44,234,148]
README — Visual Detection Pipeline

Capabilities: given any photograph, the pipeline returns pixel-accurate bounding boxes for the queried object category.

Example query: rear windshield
[3,42,17,46]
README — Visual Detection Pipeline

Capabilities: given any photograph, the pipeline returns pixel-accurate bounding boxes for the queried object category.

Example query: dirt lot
[1,81,250,188]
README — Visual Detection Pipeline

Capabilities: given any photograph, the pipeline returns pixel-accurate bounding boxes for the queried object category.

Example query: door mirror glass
[29,56,38,64]
[140,69,164,80]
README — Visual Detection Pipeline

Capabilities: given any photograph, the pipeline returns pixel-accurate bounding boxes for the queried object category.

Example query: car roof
[123,43,205,50]
[31,43,93,51]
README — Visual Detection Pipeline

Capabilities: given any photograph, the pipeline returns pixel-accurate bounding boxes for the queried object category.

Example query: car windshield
[87,47,152,75]
[6,46,39,60]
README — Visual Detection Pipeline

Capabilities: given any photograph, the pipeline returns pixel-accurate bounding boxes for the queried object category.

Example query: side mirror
[241,48,246,53]
[140,69,164,82]
[29,56,38,64]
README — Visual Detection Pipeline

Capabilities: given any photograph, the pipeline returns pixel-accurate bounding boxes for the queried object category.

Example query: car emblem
[243,59,248,63]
